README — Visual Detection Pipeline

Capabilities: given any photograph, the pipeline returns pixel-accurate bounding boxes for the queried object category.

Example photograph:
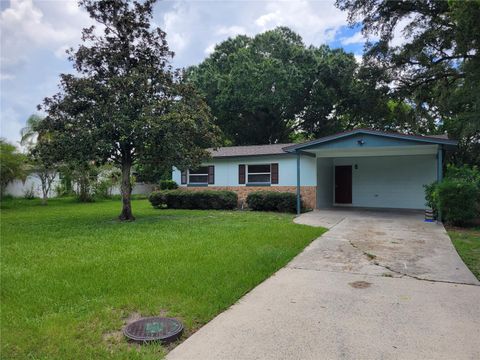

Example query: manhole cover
[124,317,183,343]
[349,281,371,289]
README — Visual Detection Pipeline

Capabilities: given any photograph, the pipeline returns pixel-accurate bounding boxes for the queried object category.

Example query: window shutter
[181,170,187,184]
[208,166,215,184]
[271,163,279,184]
[239,164,246,184]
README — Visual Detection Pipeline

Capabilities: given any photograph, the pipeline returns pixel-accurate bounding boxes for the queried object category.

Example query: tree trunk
[78,175,90,202]
[40,174,48,206]
[119,159,135,221]
[41,191,48,205]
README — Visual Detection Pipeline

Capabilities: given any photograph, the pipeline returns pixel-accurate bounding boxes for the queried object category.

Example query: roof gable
[283,129,457,152]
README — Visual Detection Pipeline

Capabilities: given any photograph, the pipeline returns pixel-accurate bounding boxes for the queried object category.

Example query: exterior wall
[331,155,436,209]
[184,185,317,210]
[316,158,333,208]
[173,154,316,187]
[110,183,155,196]
[4,175,61,198]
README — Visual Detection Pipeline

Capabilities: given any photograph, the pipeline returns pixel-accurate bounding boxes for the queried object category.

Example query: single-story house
[172,129,457,214]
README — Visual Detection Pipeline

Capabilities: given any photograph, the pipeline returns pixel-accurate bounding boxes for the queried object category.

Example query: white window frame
[188,166,209,185]
[247,164,271,185]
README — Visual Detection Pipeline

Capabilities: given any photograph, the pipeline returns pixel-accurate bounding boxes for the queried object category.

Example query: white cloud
[354,54,363,64]
[216,25,247,37]
[390,15,415,47]
[204,43,216,55]
[54,45,70,60]
[253,0,347,45]
[255,12,280,28]
[162,2,199,56]
[0,107,23,146]
[341,31,366,45]
[0,73,15,81]
[0,0,355,144]
[0,0,91,68]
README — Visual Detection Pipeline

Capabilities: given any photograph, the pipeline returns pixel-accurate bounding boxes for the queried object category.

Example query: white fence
[4,175,155,198]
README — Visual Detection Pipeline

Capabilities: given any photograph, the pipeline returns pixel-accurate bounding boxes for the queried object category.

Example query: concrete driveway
[168,209,480,360]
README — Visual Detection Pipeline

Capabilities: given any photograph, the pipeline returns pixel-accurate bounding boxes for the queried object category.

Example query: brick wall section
[183,186,317,209]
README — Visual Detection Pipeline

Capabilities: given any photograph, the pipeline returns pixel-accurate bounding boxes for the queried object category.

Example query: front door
[335,165,352,204]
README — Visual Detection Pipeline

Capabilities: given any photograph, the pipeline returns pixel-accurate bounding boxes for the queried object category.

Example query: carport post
[296,152,301,215]
[437,146,443,222]
[437,146,443,183]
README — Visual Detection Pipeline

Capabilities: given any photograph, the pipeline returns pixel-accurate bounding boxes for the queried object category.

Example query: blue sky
[1,0,368,146]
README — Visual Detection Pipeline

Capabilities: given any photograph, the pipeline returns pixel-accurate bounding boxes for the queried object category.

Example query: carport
[283,129,457,213]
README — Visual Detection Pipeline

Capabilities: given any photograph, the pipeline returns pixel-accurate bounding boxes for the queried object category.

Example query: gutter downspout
[296,151,301,215]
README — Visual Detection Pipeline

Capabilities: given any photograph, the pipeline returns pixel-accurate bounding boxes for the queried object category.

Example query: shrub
[149,190,237,210]
[148,191,168,208]
[23,185,36,200]
[424,182,439,216]
[246,191,302,213]
[93,179,114,199]
[159,179,178,190]
[445,164,480,183]
[436,180,478,226]
[424,164,480,225]
[54,182,74,197]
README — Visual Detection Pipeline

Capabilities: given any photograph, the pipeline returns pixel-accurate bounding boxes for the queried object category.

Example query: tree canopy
[0,139,27,196]
[336,0,480,165]
[187,27,397,145]
[38,0,220,220]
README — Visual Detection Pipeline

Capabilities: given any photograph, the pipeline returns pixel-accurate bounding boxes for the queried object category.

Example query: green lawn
[0,198,325,359]
[448,227,480,280]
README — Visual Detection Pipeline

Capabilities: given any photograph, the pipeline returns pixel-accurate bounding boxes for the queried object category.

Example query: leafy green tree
[188,27,372,144]
[0,139,27,196]
[336,0,480,165]
[20,115,59,205]
[39,0,220,220]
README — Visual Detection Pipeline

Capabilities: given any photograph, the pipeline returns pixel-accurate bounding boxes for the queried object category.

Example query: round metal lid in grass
[124,317,183,343]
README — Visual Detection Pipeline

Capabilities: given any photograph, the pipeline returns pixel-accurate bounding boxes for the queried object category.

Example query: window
[189,166,209,184]
[247,164,271,184]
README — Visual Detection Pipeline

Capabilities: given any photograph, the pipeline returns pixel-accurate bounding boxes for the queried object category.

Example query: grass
[448,227,480,280]
[0,197,325,359]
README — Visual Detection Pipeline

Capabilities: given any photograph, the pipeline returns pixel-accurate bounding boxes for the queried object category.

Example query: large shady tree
[336,0,480,165]
[187,27,408,146]
[39,0,220,220]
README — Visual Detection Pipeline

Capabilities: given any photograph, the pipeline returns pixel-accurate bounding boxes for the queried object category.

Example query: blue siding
[173,155,316,187]
[330,155,436,209]
[305,133,421,150]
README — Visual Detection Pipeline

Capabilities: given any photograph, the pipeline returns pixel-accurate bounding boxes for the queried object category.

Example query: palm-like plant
[20,114,44,149]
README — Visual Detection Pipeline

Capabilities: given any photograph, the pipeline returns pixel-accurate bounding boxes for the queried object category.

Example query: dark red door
[335,165,352,204]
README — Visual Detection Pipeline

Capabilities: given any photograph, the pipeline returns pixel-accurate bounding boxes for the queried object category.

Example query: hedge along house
[172,129,457,214]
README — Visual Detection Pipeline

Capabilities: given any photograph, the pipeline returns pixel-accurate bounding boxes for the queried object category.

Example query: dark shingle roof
[207,129,456,159]
[209,143,294,158]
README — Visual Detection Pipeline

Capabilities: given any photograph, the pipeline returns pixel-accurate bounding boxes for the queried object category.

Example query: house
[172,129,457,214]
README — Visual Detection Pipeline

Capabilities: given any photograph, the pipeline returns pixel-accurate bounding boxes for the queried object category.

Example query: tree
[0,139,27,197]
[336,0,480,165]
[39,0,220,220]
[188,27,371,145]
[20,115,59,205]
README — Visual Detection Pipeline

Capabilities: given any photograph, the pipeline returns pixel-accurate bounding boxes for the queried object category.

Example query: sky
[0,0,370,147]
